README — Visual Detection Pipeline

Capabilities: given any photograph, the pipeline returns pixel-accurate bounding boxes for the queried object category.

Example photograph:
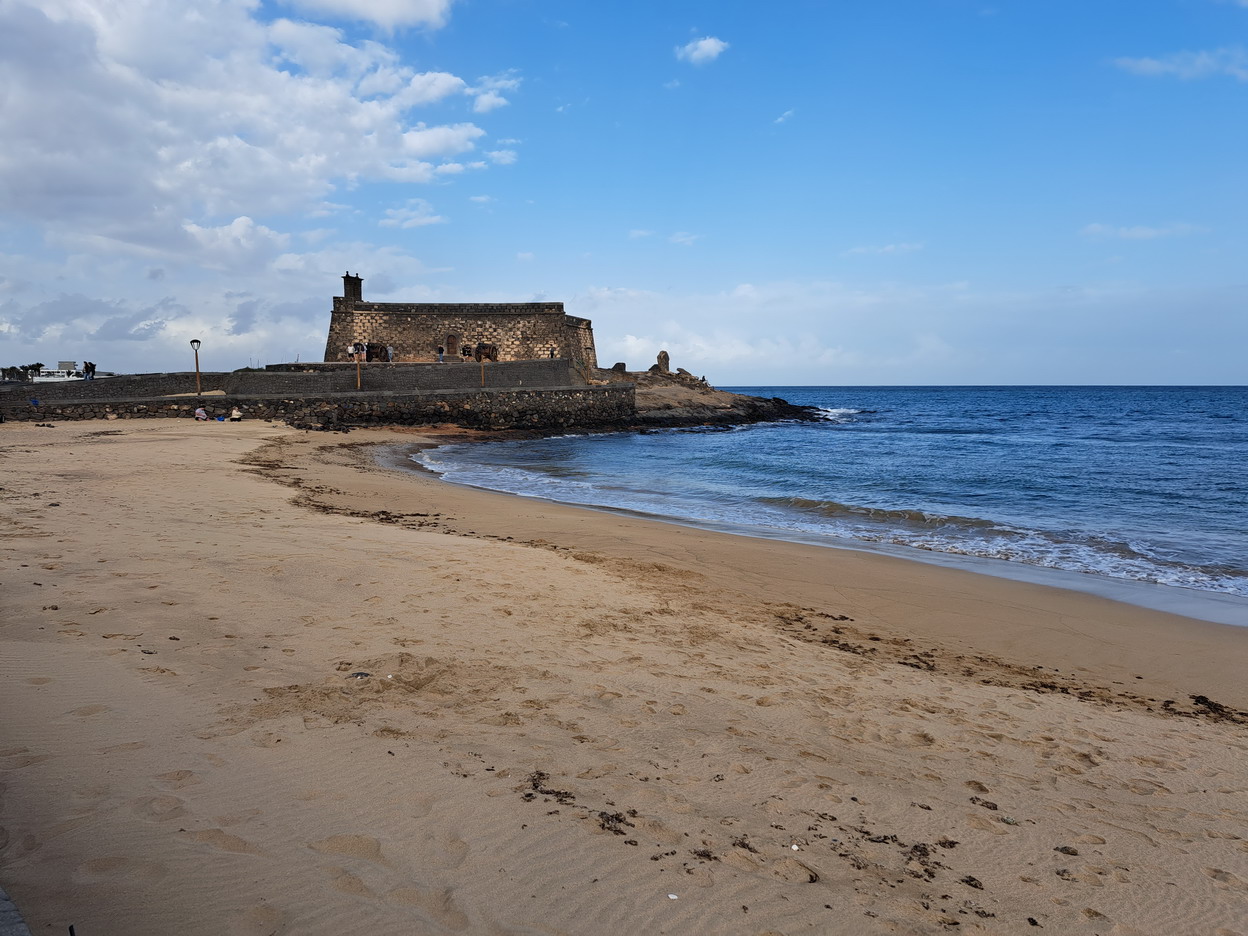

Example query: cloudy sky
[1,0,1244,385]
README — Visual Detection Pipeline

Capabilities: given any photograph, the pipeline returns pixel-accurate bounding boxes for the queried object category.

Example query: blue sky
[1,0,1245,384]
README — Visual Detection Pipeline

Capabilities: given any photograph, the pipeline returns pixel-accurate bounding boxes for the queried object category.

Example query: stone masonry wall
[0,385,635,432]
[2,360,577,403]
[565,317,598,372]
[323,302,597,371]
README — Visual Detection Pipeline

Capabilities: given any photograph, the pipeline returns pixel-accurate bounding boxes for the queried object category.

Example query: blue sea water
[410,386,1248,625]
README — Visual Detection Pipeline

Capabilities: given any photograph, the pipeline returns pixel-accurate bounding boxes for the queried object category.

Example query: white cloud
[276,0,456,31]
[675,36,729,65]
[472,91,509,112]
[469,195,493,203]
[628,229,654,239]
[669,231,700,246]
[396,71,469,106]
[379,198,445,228]
[516,252,534,262]
[401,123,486,158]
[843,242,924,256]
[0,0,505,262]
[183,217,292,270]
[486,149,518,165]
[1081,222,1202,240]
[576,278,1248,385]
[774,109,795,124]
[467,71,521,112]
[1113,46,1248,81]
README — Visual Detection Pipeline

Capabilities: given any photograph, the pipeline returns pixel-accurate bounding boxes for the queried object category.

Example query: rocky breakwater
[594,363,818,428]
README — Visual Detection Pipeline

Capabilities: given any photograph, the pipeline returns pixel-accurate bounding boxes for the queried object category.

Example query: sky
[1,0,1245,385]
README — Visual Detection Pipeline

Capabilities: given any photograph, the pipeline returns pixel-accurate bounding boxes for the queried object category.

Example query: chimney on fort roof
[342,271,363,302]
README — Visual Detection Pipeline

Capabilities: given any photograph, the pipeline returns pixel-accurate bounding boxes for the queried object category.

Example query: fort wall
[322,276,599,373]
[4,360,577,402]
[0,384,635,432]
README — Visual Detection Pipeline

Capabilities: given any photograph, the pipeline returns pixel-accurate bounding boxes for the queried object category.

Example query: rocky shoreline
[598,367,820,428]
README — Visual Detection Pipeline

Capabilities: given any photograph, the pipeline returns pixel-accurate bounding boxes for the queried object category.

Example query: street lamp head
[190,339,201,351]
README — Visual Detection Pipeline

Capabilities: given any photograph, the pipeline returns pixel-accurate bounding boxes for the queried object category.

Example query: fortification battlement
[333,298,569,316]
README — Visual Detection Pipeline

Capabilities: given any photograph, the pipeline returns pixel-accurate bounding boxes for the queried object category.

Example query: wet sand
[1,421,1246,935]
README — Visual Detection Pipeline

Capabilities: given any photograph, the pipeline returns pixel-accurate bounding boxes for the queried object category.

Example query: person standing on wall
[436,345,445,363]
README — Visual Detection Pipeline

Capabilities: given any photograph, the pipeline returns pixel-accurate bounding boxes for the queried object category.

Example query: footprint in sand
[325,867,375,897]
[633,817,683,845]
[309,834,388,865]
[131,794,187,822]
[229,904,285,936]
[426,833,469,870]
[155,769,201,790]
[1123,778,1172,796]
[386,886,468,930]
[250,731,285,748]
[2,753,52,769]
[966,815,1010,835]
[97,741,147,754]
[1203,868,1248,891]
[576,764,617,780]
[767,856,821,884]
[76,856,167,883]
[184,828,265,855]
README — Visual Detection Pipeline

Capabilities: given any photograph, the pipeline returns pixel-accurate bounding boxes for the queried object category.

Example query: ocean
[409,386,1248,627]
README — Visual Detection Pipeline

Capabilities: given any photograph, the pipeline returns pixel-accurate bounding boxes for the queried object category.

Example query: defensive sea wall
[3,360,578,402]
[0,360,634,431]
[0,384,634,432]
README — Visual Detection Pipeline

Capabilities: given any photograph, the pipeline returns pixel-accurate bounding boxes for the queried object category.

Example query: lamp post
[189,339,202,395]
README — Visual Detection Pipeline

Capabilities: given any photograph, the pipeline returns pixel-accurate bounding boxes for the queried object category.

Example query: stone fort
[323,273,599,372]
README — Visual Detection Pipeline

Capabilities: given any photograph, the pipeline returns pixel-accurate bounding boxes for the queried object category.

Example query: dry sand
[1,420,1246,936]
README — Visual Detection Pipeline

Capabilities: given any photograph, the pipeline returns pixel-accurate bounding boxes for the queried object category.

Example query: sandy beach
[2,420,1246,935]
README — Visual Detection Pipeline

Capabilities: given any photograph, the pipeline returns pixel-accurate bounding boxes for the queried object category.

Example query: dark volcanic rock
[594,368,819,428]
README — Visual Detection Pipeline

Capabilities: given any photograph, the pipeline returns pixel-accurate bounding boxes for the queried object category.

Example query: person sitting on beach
[194,407,209,421]
[229,407,243,423]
